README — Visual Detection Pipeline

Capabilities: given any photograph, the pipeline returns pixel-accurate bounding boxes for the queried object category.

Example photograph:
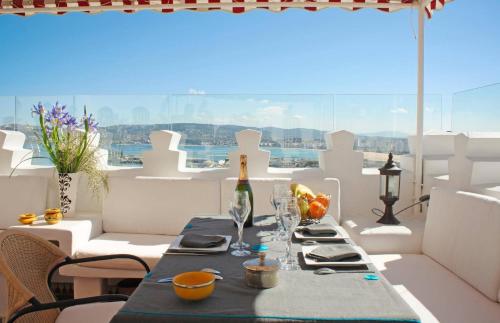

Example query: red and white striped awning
[0,0,452,17]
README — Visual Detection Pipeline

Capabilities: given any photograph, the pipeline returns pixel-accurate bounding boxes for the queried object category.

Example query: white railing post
[415,3,425,212]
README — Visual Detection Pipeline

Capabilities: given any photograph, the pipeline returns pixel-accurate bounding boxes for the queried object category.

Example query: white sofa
[57,176,221,297]
[370,187,500,323]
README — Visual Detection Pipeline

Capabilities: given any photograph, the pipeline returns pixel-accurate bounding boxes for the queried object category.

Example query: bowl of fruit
[290,183,331,224]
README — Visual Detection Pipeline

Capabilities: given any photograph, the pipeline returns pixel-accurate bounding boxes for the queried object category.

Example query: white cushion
[0,176,48,229]
[55,301,124,323]
[220,178,341,223]
[423,187,500,301]
[102,177,220,235]
[75,233,176,270]
[371,254,500,323]
[342,213,424,254]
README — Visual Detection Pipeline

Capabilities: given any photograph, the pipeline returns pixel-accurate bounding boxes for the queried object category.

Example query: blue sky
[0,1,499,133]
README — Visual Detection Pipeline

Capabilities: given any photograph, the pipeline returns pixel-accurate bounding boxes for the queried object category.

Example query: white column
[415,4,425,211]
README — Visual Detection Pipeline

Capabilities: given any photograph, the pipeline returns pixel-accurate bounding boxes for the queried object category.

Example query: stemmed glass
[229,191,251,257]
[270,184,290,241]
[279,196,301,270]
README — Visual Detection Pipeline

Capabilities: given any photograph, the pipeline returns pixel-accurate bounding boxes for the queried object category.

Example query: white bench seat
[75,233,176,271]
[371,254,500,323]
[342,213,425,254]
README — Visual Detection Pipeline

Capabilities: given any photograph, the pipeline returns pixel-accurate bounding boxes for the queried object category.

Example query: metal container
[242,252,280,289]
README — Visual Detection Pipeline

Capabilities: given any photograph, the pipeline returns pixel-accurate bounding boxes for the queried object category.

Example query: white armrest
[9,212,103,256]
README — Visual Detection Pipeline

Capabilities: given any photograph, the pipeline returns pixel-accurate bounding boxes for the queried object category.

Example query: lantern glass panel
[387,175,400,198]
[379,174,387,196]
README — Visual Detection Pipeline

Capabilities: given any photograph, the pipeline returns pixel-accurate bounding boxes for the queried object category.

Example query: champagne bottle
[235,154,253,227]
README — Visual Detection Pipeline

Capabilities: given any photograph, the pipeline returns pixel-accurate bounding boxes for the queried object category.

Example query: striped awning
[0,0,452,17]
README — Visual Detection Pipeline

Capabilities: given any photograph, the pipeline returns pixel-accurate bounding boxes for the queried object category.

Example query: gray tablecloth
[111,216,419,323]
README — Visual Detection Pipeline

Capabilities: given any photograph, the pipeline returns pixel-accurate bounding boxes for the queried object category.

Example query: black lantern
[378,152,402,225]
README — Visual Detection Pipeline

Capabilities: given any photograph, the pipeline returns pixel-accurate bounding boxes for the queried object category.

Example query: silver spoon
[201,268,221,275]
[313,268,336,275]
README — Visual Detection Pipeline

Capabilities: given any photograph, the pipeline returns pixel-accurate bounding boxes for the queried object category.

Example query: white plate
[294,226,349,241]
[168,235,232,254]
[301,245,371,267]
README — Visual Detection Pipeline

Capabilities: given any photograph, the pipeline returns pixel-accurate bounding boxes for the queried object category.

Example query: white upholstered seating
[342,213,425,254]
[102,177,220,235]
[75,232,176,270]
[370,187,500,323]
[371,254,500,323]
[55,301,125,323]
[422,189,500,302]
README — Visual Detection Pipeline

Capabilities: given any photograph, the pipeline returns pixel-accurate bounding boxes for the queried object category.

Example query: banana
[290,183,316,201]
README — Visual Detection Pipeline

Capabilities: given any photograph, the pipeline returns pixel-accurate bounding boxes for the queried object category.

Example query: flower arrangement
[30,102,107,195]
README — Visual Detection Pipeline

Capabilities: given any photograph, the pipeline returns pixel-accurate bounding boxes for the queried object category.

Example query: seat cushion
[423,188,500,301]
[75,233,176,270]
[370,254,500,323]
[342,213,425,254]
[55,301,125,323]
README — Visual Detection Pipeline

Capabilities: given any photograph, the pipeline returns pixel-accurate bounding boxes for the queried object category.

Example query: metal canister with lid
[242,252,280,289]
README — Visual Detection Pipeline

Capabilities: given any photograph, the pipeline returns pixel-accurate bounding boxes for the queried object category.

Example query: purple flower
[32,102,45,116]
[81,113,98,132]
[64,115,78,130]
[44,102,64,127]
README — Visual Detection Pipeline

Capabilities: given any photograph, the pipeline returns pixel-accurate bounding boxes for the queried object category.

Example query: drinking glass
[229,191,251,257]
[279,197,301,270]
[270,184,290,241]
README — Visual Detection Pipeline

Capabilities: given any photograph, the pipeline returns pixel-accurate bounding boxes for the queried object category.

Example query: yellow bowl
[18,213,37,225]
[172,271,215,301]
[44,212,62,225]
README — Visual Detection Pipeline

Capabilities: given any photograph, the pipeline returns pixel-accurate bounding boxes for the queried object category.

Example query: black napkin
[180,234,226,248]
[306,245,361,262]
[301,223,337,236]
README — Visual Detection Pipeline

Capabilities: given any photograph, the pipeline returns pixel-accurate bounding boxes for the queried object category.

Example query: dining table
[110,215,419,323]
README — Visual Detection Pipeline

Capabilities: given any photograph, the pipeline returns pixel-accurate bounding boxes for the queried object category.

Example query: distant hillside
[102,123,326,145]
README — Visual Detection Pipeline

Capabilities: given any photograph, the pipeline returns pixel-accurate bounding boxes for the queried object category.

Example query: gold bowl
[18,213,37,225]
[172,271,215,301]
[44,209,62,225]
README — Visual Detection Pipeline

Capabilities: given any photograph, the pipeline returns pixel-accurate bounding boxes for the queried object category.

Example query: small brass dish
[18,213,37,225]
[44,212,62,225]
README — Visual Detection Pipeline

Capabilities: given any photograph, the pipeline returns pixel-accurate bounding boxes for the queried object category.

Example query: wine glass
[270,184,290,241]
[279,196,301,270]
[229,191,251,257]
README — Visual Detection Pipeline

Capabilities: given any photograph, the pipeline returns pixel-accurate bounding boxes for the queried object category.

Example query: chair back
[0,229,66,323]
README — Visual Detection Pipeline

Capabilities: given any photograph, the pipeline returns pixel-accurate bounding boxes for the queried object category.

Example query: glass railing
[0,94,444,169]
[335,94,443,167]
[452,83,500,133]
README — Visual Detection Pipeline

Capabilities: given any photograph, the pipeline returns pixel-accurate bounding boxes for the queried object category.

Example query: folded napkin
[306,245,361,262]
[300,223,337,236]
[180,234,226,248]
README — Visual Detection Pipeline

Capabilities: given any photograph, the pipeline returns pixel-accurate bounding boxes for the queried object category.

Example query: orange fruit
[315,194,330,208]
[309,201,327,219]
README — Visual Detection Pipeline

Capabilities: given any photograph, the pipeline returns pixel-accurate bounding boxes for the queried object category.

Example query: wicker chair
[0,229,150,323]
